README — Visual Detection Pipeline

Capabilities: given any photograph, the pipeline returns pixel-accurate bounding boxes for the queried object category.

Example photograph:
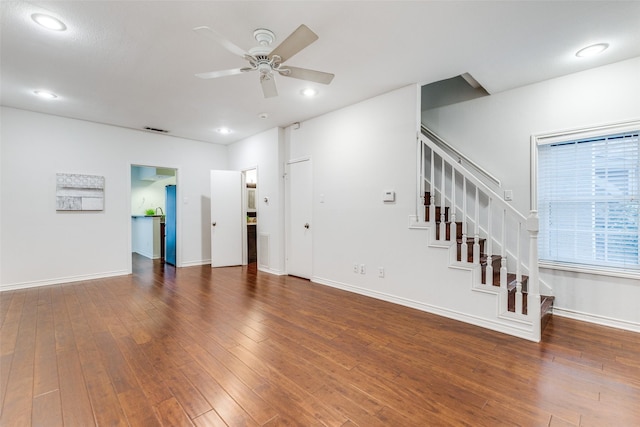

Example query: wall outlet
[378,267,385,278]
[353,263,359,273]
[359,264,366,274]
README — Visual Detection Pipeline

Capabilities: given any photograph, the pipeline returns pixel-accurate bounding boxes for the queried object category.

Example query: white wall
[0,107,227,289]
[227,127,285,274]
[282,85,526,337]
[422,57,640,331]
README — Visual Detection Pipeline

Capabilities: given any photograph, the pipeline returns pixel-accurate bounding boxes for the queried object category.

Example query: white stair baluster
[461,178,468,262]
[500,209,507,289]
[429,149,435,229]
[515,221,523,314]
[485,197,493,285]
[439,157,446,241]
[450,166,456,241]
[473,186,480,264]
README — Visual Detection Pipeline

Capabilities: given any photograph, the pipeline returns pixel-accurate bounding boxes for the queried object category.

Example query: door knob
[212,222,217,227]
[304,223,310,229]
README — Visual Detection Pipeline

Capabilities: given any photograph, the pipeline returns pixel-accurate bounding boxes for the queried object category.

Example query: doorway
[244,169,258,265]
[209,168,259,268]
[130,165,178,268]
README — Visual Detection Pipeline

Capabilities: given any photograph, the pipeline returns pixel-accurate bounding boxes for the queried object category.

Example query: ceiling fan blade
[269,24,318,63]
[278,66,334,84]
[195,68,248,79]
[193,26,248,58]
[260,74,278,98]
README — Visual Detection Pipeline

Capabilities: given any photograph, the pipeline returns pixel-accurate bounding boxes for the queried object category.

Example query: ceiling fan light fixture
[576,43,609,58]
[216,127,232,135]
[301,88,318,97]
[33,90,58,99]
[194,24,333,99]
[31,13,67,31]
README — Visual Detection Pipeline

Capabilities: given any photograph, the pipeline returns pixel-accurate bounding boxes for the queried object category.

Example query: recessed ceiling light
[31,13,67,31]
[33,90,58,99]
[300,88,318,97]
[216,127,232,134]
[576,43,609,58]
[258,112,269,119]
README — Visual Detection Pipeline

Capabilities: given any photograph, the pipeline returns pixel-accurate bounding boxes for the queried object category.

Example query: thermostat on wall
[383,190,396,203]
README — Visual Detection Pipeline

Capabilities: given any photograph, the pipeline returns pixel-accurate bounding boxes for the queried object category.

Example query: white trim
[539,261,640,281]
[529,135,538,211]
[553,307,640,334]
[181,259,211,267]
[533,119,640,146]
[286,156,311,165]
[0,270,129,291]
[311,275,539,342]
[258,266,286,276]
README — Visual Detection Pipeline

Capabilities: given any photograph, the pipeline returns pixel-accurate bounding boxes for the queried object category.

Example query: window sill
[539,261,640,281]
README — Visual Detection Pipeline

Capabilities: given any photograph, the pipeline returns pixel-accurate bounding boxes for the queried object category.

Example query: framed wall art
[56,173,105,211]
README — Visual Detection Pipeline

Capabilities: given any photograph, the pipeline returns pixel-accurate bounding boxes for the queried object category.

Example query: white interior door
[287,159,312,278]
[210,170,242,267]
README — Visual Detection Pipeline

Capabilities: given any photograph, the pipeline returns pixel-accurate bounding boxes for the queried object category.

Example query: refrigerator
[165,185,176,265]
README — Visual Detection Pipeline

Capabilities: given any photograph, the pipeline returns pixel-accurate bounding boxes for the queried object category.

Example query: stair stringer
[411,219,538,341]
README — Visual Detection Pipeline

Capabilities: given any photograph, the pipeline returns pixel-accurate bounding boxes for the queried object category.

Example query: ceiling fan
[193,24,334,98]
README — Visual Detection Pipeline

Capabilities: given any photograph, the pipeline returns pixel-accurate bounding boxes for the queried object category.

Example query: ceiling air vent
[143,126,169,133]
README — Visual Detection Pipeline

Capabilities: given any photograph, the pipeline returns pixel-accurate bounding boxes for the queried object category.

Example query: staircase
[419,127,554,341]
[426,198,554,328]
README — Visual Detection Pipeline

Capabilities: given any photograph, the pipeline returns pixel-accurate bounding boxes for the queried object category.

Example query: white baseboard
[181,259,211,267]
[0,270,130,292]
[552,307,640,334]
[259,267,285,276]
[310,275,538,342]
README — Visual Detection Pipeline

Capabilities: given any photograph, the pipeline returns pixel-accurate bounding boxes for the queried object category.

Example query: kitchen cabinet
[131,216,162,259]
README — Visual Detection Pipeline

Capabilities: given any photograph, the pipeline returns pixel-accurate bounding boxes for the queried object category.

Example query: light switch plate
[383,190,395,202]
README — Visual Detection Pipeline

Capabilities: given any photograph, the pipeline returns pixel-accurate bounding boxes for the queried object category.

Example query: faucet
[155,207,164,215]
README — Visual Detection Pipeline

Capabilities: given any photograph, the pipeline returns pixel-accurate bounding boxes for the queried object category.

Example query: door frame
[285,156,312,277]
[241,167,258,266]
[127,162,181,273]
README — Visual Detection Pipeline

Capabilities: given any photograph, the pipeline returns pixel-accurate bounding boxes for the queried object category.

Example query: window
[536,125,639,274]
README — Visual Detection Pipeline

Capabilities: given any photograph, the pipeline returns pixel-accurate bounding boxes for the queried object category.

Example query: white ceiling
[2,1,640,145]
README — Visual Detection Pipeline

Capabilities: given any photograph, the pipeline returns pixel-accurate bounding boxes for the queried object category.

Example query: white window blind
[538,130,639,272]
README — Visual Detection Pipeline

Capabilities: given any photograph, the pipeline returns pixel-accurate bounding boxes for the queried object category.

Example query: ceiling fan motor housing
[253,28,276,46]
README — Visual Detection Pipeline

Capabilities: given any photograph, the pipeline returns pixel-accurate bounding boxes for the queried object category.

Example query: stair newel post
[527,211,542,339]
[500,209,507,289]
[485,197,493,285]
[450,166,456,241]
[473,186,480,264]
[429,149,435,229]
[461,178,468,262]
[515,221,523,315]
[439,157,446,241]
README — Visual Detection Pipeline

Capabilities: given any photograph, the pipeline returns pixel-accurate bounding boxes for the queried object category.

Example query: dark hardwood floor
[1,254,639,426]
